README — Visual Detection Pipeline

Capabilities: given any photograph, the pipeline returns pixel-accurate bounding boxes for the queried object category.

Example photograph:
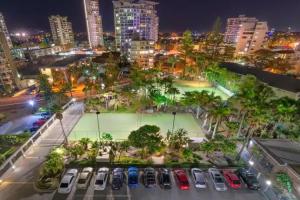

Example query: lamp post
[172,111,176,134]
[96,111,101,141]
[264,180,272,192]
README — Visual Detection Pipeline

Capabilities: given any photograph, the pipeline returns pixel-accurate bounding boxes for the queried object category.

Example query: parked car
[58,169,78,194]
[223,170,241,189]
[158,168,172,189]
[32,119,47,127]
[94,167,109,191]
[237,168,260,190]
[128,167,139,188]
[209,168,227,191]
[191,168,207,189]
[30,126,39,133]
[111,168,125,190]
[77,167,93,189]
[174,169,189,190]
[143,167,156,188]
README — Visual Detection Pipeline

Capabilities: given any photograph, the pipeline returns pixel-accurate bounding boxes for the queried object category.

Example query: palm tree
[166,87,180,103]
[167,56,180,74]
[79,138,91,150]
[52,105,68,145]
[211,102,231,139]
[166,129,189,150]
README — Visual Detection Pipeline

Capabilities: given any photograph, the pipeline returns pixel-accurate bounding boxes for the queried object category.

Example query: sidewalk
[0,102,84,200]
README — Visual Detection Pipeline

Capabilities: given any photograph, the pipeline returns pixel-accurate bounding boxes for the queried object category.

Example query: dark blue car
[128,167,139,188]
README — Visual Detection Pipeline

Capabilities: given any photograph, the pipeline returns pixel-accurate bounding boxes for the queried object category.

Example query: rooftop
[220,62,300,93]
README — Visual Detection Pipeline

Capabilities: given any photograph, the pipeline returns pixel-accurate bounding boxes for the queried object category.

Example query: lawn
[69,113,204,141]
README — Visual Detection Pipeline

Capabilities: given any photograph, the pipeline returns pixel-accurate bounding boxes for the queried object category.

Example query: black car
[158,168,172,189]
[111,168,124,190]
[237,168,260,190]
[30,126,39,133]
[143,167,156,188]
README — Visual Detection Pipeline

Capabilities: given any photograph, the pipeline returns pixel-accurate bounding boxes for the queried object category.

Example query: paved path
[0,102,84,200]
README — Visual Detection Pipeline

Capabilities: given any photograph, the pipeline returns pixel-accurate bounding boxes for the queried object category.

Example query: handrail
[0,100,74,173]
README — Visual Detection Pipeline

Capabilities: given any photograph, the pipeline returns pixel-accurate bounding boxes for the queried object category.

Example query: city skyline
[1,0,300,33]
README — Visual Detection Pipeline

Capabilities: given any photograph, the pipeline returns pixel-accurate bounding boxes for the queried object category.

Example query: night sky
[1,0,300,33]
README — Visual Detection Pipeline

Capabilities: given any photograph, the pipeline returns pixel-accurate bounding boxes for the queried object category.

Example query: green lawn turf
[69,113,204,141]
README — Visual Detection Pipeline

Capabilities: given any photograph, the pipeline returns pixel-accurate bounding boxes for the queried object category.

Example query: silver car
[58,169,78,194]
[77,167,93,189]
[208,168,227,191]
[94,167,109,191]
[191,168,207,189]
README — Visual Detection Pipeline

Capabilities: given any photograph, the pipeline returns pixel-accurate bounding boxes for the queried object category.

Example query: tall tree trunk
[208,116,213,133]
[212,117,221,139]
[235,127,253,161]
[196,106,200,119]
[202,113,209,127]
[237,112,246,137]
[59,119,68,145]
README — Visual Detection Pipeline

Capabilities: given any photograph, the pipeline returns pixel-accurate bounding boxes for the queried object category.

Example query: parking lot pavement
[52,170,266,200]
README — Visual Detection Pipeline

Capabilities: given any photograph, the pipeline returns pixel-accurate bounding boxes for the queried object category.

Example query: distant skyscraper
[83,0,104,48]
[0,13,13,49]
[113,0,159,54]
[225,15,268,55]
[49,15,74,48]
[113,0,158,68]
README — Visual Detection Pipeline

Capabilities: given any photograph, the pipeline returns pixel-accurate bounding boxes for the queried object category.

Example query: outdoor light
[12,165,16,170]
[28,100,35,106]
[72,98,76,102]
[266,180,272,186]
[249,160,254,166]
[249,140,253,146]
[0,179,3,184]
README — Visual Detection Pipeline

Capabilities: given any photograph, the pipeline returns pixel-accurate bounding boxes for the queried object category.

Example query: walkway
[0,102,84,200]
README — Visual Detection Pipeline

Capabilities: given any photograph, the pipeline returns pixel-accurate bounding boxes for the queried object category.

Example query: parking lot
[52,169,266,200]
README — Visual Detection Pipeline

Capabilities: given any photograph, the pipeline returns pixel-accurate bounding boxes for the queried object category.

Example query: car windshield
[78,179,86,184]
[215,177,224,183]
[60,183,68,188]
[95,179,104,185]
[163,174,170,183]
[247,175,258,183]
[129,175,138,184]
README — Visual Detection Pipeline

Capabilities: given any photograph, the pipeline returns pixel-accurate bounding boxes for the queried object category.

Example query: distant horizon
[1,0,300,33]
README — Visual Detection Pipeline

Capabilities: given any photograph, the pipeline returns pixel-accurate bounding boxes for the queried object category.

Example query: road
[0,102,84,200]
[0,114,42,135]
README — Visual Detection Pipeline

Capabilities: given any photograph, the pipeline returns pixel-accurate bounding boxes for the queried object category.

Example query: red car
[174,169,189,190]
[223,170,241,189]
[32,119,47,127]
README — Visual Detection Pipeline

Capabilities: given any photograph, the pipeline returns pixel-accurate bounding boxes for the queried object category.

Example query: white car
[58,169,78,194]
[77,167,93,189]
[94,167,109,191]
[208,168,227,191]
[191,168,207,189]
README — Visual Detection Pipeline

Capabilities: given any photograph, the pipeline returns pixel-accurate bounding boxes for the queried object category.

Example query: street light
[171,111,176,134]
[264,180,272,192]
[72,98,76,102]
[96,111,101,142]
[249,160,254,166]
[28,100,35,106]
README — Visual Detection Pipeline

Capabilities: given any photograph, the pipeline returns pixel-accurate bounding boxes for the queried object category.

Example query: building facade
[0,32,17,93]
[49,15,74,48]
[225,15,268,55]
[83,0,104,48]
[0,13,12,49]
[130,40,154,68]
[113,0,158,53]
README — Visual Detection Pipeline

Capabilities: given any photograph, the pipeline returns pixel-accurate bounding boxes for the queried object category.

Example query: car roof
[224,171,239,180]
[98,167,109,173]
[96,172,107,180]
[82,167,93,172]
[61,175,73,183]
[67,169,77,174]
[79,172,90,179]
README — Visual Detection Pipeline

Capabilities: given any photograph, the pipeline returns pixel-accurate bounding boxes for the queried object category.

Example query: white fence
[0,100,75,176]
